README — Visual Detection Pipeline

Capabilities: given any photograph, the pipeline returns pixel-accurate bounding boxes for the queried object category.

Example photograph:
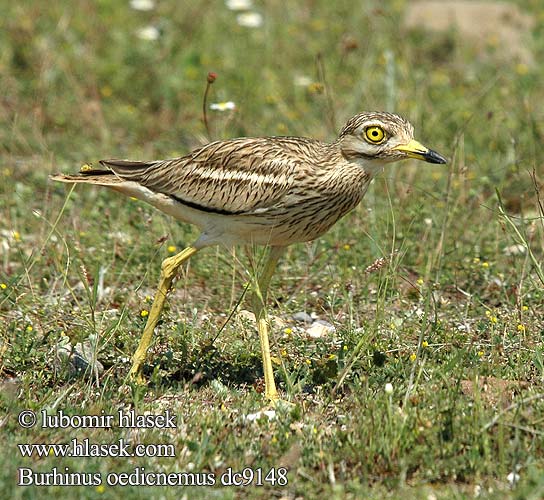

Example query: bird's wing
[100,137,305,214]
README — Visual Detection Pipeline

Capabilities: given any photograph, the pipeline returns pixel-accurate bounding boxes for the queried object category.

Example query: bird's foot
[262,394,295,410]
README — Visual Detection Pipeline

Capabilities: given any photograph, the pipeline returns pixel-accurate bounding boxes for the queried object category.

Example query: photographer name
[39,409,177,429]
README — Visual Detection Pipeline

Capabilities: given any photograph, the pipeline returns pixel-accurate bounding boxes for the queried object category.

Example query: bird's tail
[50,160,167,205]
[50,159,160,186]
[50,163,124,186]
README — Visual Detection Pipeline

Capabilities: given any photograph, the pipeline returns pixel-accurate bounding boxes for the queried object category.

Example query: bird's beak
[393,139,447,164]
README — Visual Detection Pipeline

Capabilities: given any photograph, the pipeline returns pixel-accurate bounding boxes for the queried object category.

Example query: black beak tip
[425,149,447,164]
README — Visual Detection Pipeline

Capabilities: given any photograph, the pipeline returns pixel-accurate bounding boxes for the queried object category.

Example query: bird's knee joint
[160,257,177,276]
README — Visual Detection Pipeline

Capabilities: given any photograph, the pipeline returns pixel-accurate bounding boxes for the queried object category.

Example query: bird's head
[337,112,446,172]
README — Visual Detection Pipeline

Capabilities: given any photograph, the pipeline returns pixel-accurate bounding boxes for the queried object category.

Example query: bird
[51,111,446,400]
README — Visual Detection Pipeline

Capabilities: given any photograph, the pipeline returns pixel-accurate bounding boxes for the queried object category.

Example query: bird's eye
[364,126,386,144]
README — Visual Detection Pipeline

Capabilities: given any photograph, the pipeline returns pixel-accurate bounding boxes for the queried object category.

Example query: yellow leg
[130,245,199,382]
[250,246,286,400]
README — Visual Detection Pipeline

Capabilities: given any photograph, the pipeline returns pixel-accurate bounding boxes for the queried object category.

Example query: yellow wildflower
[307,82,324,94]
[515,63,529,75]
[100,85,113,97]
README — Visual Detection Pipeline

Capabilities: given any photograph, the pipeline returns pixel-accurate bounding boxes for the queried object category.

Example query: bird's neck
[348,156,386,177]
[326,141,385,178]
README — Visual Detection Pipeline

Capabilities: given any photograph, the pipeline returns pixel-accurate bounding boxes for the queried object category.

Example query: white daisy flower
[236,12,263,28]
[226,0,252,11]
[136,25,160,41]
[294,75,313,87]
[130,0,155,11]
[210,101,236,111]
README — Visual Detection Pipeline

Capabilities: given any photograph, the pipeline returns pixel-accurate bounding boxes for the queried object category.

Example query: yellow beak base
[393,139,447,164]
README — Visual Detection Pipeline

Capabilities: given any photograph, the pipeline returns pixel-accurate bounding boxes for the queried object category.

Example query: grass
[1,0,544,498]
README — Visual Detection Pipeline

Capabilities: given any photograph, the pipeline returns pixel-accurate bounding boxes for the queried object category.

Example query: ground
[1,1,543,499]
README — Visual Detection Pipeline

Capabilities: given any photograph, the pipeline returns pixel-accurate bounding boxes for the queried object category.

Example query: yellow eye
[364,126,385,144]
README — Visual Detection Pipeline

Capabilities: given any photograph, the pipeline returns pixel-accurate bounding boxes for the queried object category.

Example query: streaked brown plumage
[51,111,446,400]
